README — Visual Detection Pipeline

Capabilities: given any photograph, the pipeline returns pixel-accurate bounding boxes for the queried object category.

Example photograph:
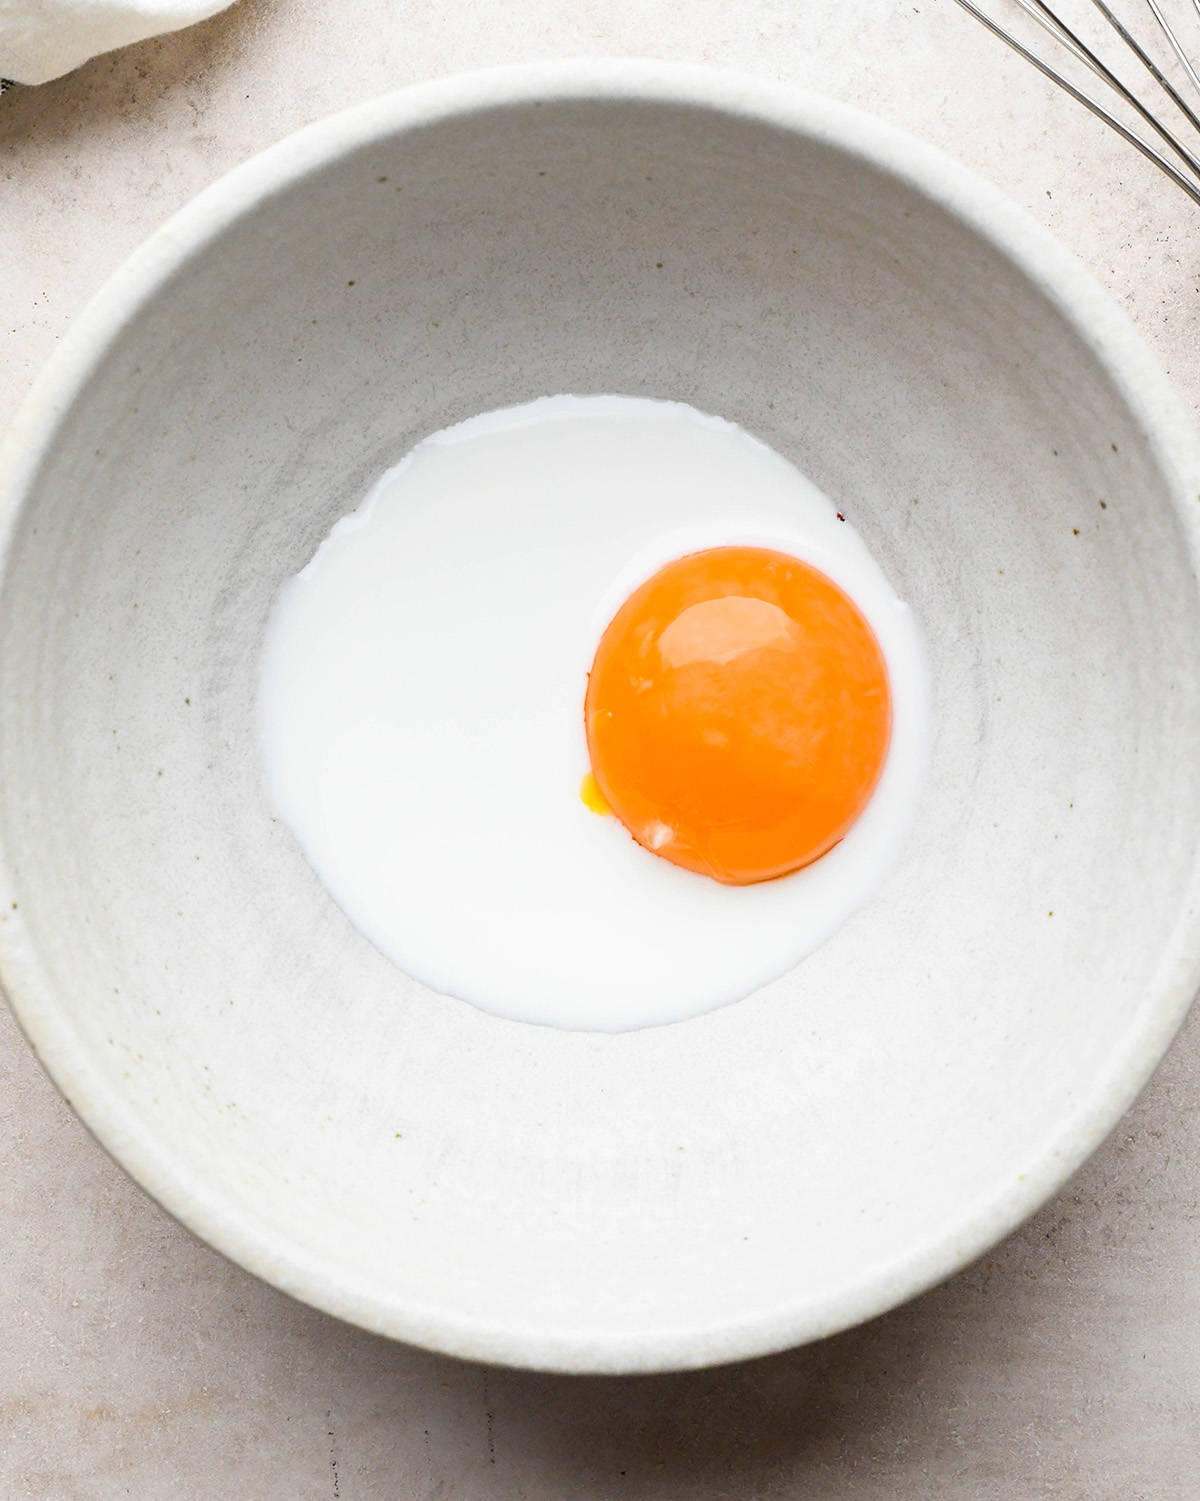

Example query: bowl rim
[2,57,1200,1375]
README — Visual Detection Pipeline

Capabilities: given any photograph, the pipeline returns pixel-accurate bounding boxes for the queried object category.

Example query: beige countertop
[3,1,1199,1495]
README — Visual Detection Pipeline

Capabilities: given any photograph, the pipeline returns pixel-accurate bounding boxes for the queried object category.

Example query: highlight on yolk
[584,545,892,885]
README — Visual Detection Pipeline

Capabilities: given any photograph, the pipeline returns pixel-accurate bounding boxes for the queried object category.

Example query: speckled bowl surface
[2,61,1199,1374]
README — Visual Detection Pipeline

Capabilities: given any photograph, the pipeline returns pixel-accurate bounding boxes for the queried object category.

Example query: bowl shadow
[260,995,1200,1496]
[274,1137,1140,1495]
[287,1253,1033,1494]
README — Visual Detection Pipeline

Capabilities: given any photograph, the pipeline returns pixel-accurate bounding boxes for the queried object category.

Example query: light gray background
[2,1,1199,1495]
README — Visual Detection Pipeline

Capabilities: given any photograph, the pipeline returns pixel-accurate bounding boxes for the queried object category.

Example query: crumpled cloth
[0,0,236,85]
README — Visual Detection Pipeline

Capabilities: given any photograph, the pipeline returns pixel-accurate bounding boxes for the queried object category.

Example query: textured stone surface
[2,1,1199,1495]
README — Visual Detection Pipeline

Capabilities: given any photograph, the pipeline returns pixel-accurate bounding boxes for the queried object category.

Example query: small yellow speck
[580,770,611,816]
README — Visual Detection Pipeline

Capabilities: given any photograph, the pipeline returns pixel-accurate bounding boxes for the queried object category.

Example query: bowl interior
[3,74,1200,1371]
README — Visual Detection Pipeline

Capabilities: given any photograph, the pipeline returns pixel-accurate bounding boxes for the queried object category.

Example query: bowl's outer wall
[2,68,1200,1372]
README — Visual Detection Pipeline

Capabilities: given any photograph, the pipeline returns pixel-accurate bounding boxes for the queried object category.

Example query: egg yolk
[584,545,892,885]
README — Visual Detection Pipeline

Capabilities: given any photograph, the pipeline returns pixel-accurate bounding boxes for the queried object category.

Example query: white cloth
[0,0,236,84]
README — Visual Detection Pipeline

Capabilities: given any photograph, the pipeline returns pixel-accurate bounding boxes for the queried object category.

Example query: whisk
[950,0,1200,205]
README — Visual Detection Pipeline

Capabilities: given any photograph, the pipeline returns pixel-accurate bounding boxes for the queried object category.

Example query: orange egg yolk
[584,545,892,885]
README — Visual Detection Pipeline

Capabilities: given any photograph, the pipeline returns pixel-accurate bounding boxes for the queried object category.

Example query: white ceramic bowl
[3,61,1200,1375]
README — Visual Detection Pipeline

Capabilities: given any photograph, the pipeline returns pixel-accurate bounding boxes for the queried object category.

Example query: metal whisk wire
[951,0,1200,205]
